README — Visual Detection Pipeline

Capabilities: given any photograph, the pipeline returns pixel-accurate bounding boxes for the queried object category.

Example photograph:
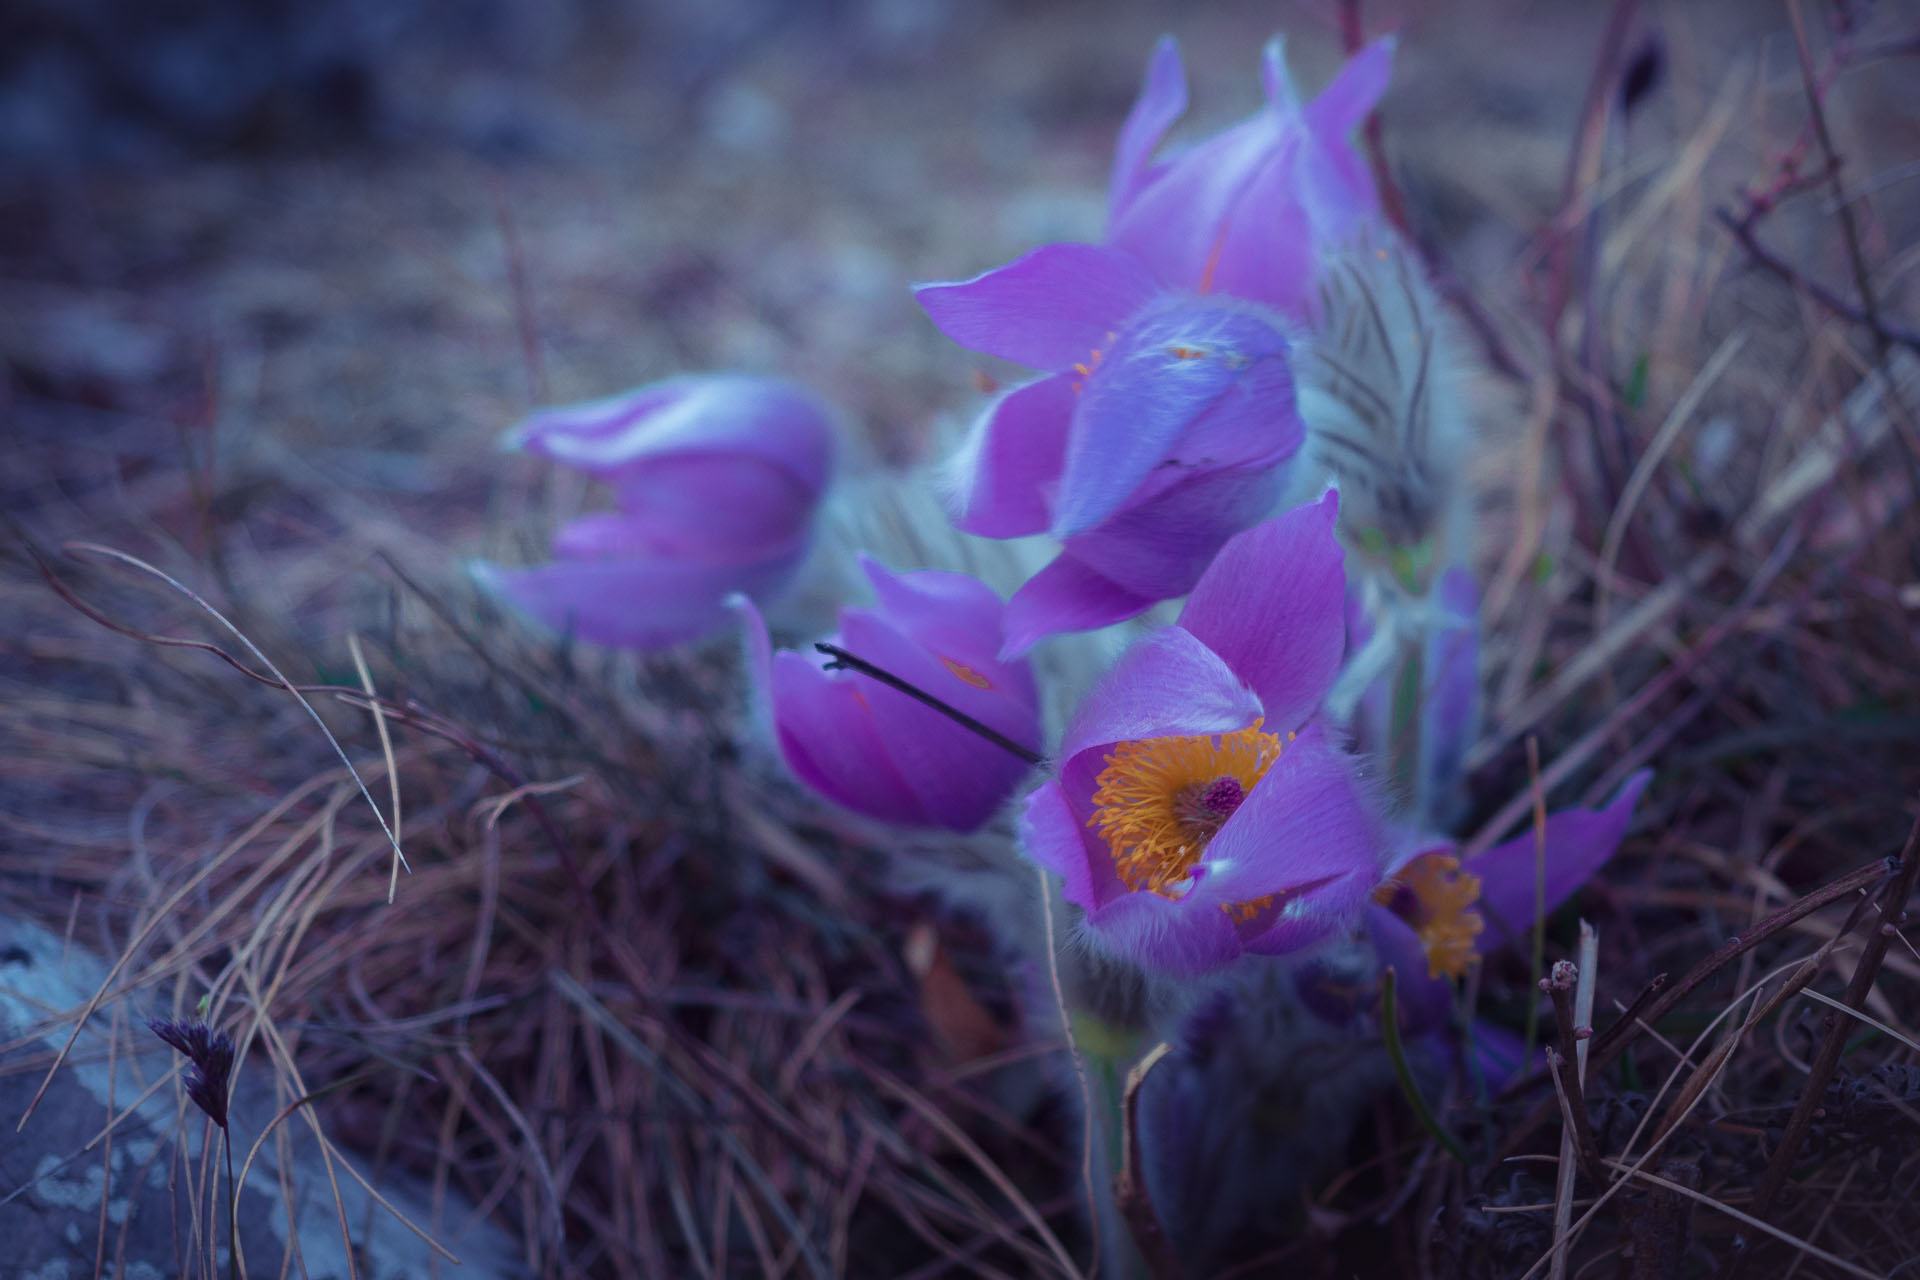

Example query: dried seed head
[150,1018,235,1129]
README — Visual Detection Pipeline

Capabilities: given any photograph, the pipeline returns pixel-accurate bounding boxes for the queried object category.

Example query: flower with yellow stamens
[1019,495,1387,975]
[1372,853,1483,979]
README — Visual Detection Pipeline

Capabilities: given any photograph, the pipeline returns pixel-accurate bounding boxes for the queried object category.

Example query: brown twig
[1115,1042,1186,1280]
[1543,964,1606,1191]
[1725,803,1920,1277]
[1497,856,1891,1161]
[1716,209,1920,353]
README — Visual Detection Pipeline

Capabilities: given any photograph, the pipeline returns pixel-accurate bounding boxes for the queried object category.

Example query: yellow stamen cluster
[1374,854,1484,980]
[1088,722,1286,899]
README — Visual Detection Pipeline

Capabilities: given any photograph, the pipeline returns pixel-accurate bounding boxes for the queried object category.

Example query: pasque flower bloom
[738,557,1043,832]
[1019,493,1385,975]
[918,244,1304,654]
[476,374,834,651]
[1108,33,1395,315]
[1296,772,1651,1088]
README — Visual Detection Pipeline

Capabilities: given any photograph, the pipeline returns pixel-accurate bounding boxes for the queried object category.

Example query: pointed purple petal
[944,373,1077,538]
[769,650,930,825]
[1058,626,1263,765]
[1191,720,1382,911]
[1178,491,1346,730]
[1107,112,1282,293]
[999,553,1158,658]
[473,548,803,652]
[1204,149,1318,315]
[1108,36,1188,225]
[1260,36,1303,116]
[1472,771,1653,953]
[914,243,1160,372]
[1305,34,1396,137]
[1054,296,1296,535]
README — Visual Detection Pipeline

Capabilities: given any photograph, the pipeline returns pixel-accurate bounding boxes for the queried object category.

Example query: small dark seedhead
[150,1017,236,1129]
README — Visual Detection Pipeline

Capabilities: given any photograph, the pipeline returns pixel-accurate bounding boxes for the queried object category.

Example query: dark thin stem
[1727,804,1920,1278]
[1788,0,1886,353]
[224,1127,238,1280]
[1716,208,1920,353]
[812,643,1046,767]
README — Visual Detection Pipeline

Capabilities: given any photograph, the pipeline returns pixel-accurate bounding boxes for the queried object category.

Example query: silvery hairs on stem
[1290,234,1478,569]
[1292,235,1487,829]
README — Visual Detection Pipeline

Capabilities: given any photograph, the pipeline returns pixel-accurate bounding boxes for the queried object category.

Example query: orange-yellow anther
[1374,854,1484,979]
[1088,722,1285,900]
[939,655,992,690]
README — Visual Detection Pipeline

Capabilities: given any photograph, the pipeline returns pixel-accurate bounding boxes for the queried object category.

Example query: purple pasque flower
[1360,771,1652,1085]
[738,556,1043,832]
[1108,33,1395,316]
[918,243,1304,655]
[475,374,835,651]
[1019,492,1385,976]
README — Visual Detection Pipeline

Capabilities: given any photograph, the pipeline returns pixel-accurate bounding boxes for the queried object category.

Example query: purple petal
[1467,1020,1529,1095]
[1058,626,1263,765]
[1108,36,1188,226]
[835,610,1039,830]
[473,547,803,652]
[1054,295,1296,536]
[551,458,814,562]
[768,650,930,826]
[1306,34,1396,138]
[944,373,1077,539]
[1260,36,1303,117]
[1082,886,1245,976]
[999,553,1159,659]
[914,242,1160,372]
[1471,771,1653,953]
[1235,868,1371,956]
[1416,567,1481,818]
[1298,36,1396,236]
[508,374,834,497]
[1107,111,1282,293]
[1191,719,1382,911]
[857,558,1040,713]
[1203,146,1318,315]
[1021,779,1114,913]
[1063,464,1286,604]
[1367,905,1452,1035]
[1177,491,1346,730]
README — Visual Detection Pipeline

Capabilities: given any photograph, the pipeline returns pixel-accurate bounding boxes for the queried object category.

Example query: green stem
[1382,968,1470,1165]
